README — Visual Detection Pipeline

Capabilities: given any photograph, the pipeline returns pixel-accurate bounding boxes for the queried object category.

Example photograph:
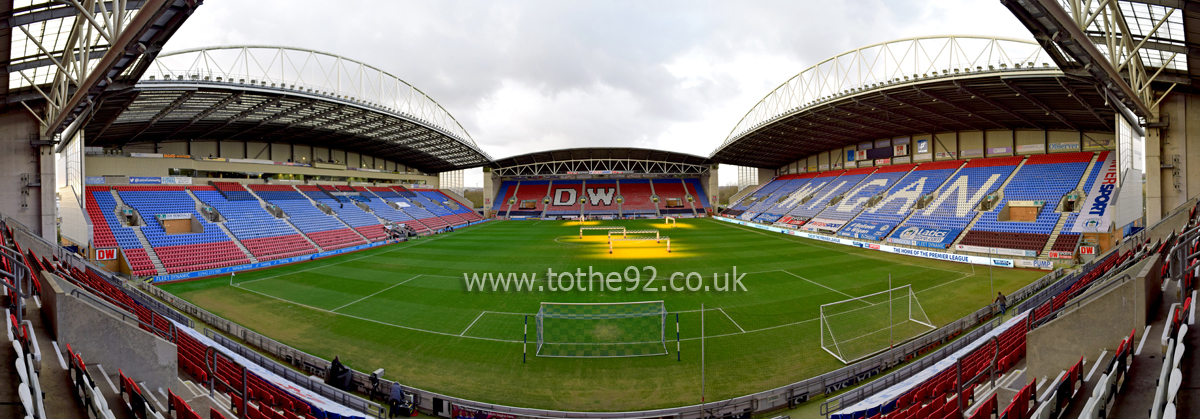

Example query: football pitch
[158,218,1045,411]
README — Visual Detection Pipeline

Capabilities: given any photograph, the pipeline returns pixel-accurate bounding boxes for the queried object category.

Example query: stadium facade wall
[85,154,439,184]
[774,129,1115,176]
[0,111,51,239]
[1149,92,1200,225]
[127,138,413,174]
[1025,254,1160,382]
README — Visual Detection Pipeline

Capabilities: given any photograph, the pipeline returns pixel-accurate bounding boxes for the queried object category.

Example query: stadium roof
[1003,0,1200,120]
[710,36,1116,169]
[0,0,200,141]
[489,147,711,177]
[80,46,491,173]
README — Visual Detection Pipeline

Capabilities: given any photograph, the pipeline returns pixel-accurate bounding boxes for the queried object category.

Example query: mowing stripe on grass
[331,274,423,312]
[778,269,857,300]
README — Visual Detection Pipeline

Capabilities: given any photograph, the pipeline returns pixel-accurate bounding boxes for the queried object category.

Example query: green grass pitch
[157,218,1044,412]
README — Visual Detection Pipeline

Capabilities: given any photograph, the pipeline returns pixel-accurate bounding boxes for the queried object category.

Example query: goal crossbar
[609,236,670,253]
[580,226,626,238]
[536,301,668,358]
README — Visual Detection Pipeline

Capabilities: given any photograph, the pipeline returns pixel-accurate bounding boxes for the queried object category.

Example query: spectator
[995,292,1007,316]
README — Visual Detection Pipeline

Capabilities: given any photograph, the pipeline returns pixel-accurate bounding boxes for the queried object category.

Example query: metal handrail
[67,288,176,343]
[204,346,248,418]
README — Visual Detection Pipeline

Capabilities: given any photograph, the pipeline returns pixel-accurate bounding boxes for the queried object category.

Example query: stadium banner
[130,152,191,159]
[1016,144,1045,153]
[1049,142,1080,152]
[837,221,895,241]
[1048,250,1074,259]
[1016,259,1054,270]
[714,216,1011,267]
[886,226,960,249]
[128,176,162,184]
[161,176,193,185]
[85,176,106,184]
[1070,151,1118,233]
[95,248,118,261]
[801,218,843,232]
[173,323,368,419]
[776,215,803,226]
[960,149,983,157]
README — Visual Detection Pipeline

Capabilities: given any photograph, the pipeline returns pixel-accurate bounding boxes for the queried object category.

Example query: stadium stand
[811,164,915,224]
[750,173,821,223]
[894,157,1022,247]
[726,176,792,218]
[192,189,317,261]
[792,168,879,229]
[583,180,620,216]
[494,180,519,213]
[839,160,963,240]
[212,181,256,201]
[388,187,453,231]
[249,184,368,250]
[414,190,470,226]
[434,190,484,222]
[115,186,249,274]
[86,186,158,276]
[1055,151,1112,256]
[507,180,550,217]
[652,179,694,215]
[959,152,1094,255]
[545,181,585,216]
[618,179,658,216]
[684,178,711,212]
[785,170,854,221]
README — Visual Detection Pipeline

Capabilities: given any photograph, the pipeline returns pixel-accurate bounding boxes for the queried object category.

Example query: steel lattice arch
[709,35,1118,169]
[83,45,491,172]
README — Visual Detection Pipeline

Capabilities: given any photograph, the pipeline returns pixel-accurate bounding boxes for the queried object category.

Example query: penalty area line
[461,311,488,336]
[331,275,422,312]
[719,308,746,333]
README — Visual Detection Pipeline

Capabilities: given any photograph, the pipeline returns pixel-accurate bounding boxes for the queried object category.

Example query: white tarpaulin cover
[173,321,366,419]
[1071,152,1119,233]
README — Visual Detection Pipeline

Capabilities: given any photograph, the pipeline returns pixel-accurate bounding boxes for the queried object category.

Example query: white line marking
[95,364,118,394]
[1135,325,1151,355]
[461,311,488,336]
[1085,350,1107,382]
[779,269,854,299]
[233,222,497,286]
[331,275,422,312]
[52,341,68,371]
[719,308,745,333]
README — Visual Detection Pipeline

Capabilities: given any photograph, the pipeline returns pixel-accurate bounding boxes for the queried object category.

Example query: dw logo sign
[552,187,615,206]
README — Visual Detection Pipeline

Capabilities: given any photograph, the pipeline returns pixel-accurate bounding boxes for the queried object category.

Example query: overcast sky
[166,0,1033,187]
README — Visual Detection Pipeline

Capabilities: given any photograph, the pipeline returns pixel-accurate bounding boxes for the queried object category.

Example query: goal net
[820,285,934,364]
[536,301,668,358]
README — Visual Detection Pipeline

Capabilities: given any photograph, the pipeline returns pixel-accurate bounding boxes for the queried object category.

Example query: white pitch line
[719,308,746,333]
[331,275,422,312]
[461,311,488,336]
[233,284,521,343]
[778,269,855,299]
[233,222,497,287]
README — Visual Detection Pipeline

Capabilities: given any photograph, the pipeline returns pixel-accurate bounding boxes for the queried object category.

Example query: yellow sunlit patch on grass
[567,220,603,226]
[651,221,696,229]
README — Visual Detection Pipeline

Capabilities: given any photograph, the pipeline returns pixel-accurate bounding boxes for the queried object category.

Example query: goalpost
[579,226,625,239]
[607,229,660,242]
[664,217,677,226]
[610,236,670,254]
[536,301,668,358]
[819,284,935,364]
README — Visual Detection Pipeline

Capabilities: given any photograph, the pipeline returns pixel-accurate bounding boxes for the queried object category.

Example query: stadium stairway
[948,157,1028,251]
[615,180,624,217]
[111,189,168,276]
[504,181,520,217]
[646,179,663,217]
[887,160,969,235]
[539,180,554,218]
[185,189,259,264]
[243,185,327,253]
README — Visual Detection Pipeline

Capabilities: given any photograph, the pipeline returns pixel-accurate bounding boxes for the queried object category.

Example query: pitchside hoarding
[837,221,894,241]
[714,216,1012,267]
[886,226,961,249]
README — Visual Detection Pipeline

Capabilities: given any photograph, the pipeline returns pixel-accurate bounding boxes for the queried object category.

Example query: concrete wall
[0,111,47,237]
[1025,255,1159,382]
[57,287,179,394]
